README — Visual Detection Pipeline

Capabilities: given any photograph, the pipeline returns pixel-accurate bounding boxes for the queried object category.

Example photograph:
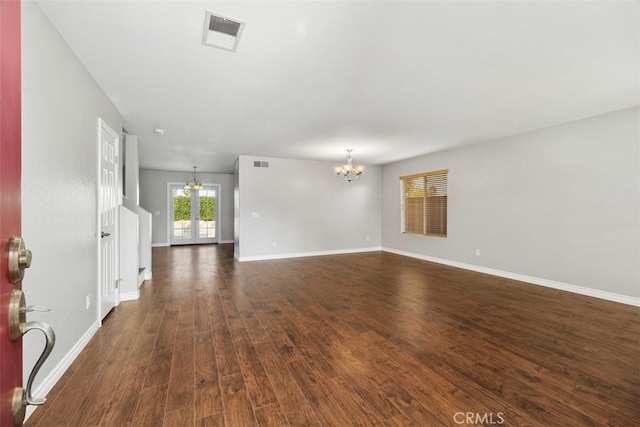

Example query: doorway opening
[169,183,220,245]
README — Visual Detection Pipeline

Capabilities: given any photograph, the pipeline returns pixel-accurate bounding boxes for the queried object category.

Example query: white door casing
[168,183,220,245]
[98,118,119,319]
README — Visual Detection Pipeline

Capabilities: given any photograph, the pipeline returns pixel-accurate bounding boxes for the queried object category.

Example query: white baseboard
[382,247,640,307]
[25,319,101,421]
[120,291,140,301]
[144,271,152,280]
[152,242,233,247]
[238,246,383,262]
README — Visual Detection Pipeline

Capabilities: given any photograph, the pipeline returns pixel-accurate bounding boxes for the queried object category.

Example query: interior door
[1,1,24,424]
[98,119,119,319]
[169,184,219,245]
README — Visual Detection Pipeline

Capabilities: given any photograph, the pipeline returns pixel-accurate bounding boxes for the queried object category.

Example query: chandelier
[334,149,364,182]
[184,166,203,190]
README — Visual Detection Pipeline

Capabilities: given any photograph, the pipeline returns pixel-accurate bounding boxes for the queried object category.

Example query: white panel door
[99,119,119,319]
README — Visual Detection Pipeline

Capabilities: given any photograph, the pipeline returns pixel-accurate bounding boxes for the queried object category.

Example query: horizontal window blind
[400,169,448,237]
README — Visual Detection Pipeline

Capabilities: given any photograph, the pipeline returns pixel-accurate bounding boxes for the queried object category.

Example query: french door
[169,184,219,245]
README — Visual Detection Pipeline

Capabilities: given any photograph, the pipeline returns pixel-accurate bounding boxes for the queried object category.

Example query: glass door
[170,184,219,245]
[196,186,218,244]
[170,185,195,245]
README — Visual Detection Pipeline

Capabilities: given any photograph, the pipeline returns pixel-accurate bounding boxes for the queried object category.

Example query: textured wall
[382,108,639,298]
[22,0,122,394]
[237,155,382,260]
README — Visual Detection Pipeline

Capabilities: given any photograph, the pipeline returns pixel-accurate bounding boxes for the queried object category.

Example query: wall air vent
[202,11,245,52]
[253,161,269,168]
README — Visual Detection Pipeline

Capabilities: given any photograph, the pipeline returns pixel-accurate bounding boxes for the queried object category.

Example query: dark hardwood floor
[26,244,639,426]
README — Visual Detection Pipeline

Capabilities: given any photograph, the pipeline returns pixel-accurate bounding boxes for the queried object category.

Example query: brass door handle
[11,321,56,425]
[7,290,56,424]
[22,321,56,406]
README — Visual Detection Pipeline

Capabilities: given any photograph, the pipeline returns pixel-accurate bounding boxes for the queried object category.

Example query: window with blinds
[400,169,448,237]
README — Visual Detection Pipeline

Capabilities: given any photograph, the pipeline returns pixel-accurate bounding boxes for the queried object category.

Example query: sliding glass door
[169,184,219,245]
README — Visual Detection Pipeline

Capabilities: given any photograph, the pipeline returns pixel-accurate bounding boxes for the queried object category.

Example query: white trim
[120,291,140,301]
[97,118,120,322]
[96,121,102,323]
[166,182,175,245]
[160,242,228,248]
[168,181,221,245]
[24,320,101,421]
[238,246,382,262]
[382,247,640,307]
[214,184,221,244]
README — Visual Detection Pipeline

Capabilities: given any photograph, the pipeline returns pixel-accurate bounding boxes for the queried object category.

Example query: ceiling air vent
[253,161,269,168]
[202,11,245,52]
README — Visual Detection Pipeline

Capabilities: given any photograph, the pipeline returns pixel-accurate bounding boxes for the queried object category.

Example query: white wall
[21,0,122,398]
[382,107,639,300]
[139,169,235,245]
[122,133,140,211]
[237,155,382,260]
[234,158,240,259]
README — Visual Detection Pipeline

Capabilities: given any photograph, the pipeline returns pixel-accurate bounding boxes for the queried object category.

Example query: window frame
[400,169,448,238]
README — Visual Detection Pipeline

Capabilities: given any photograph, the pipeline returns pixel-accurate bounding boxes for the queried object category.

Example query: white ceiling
[36,0,639,174]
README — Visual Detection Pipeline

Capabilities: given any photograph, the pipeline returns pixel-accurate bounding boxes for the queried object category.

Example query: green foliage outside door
[173,194,216,221]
